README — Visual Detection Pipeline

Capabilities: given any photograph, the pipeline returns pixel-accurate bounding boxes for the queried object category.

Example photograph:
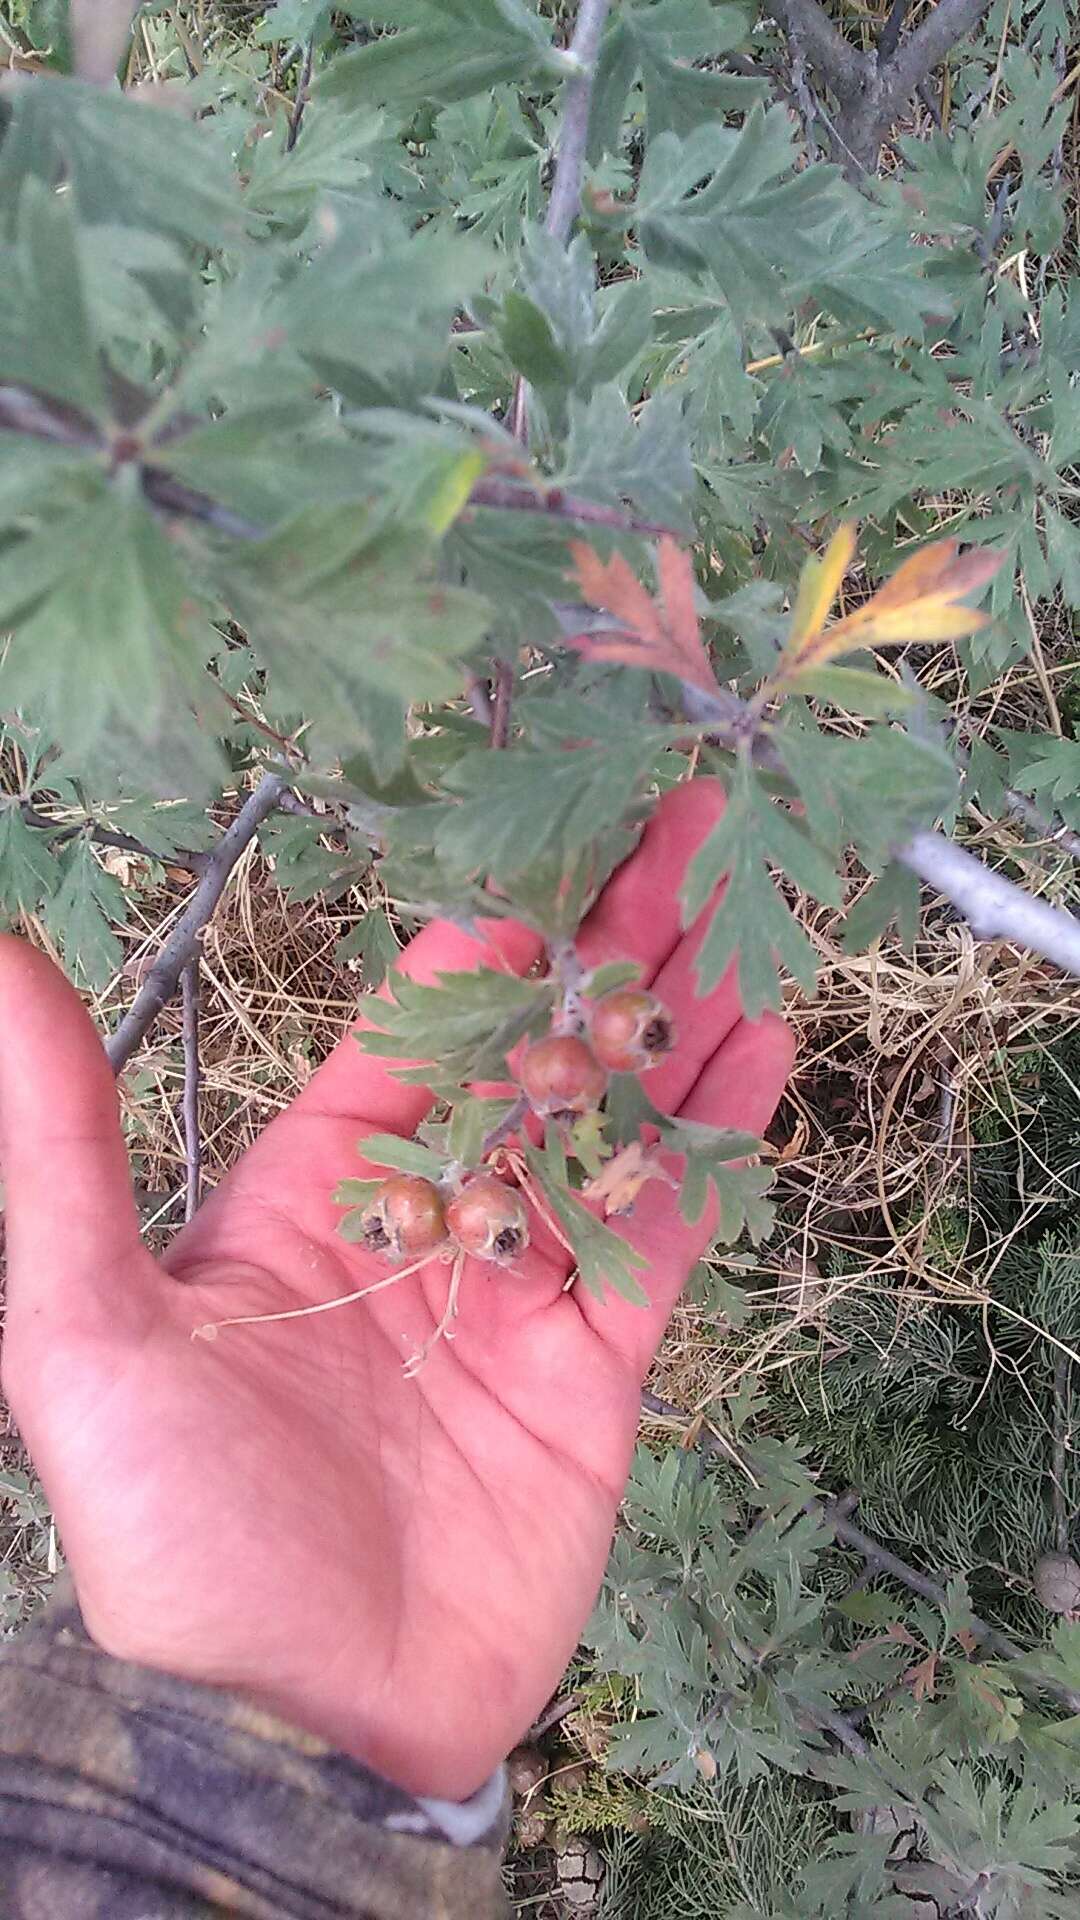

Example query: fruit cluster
[358,1170,529,1266]
[359,984,675,1268]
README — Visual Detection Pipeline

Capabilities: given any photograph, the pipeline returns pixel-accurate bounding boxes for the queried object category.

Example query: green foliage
[2,8,1079,1911]
[576,1027,1080,1915]
[1,0,1075,1013]
[357,966,555,1092]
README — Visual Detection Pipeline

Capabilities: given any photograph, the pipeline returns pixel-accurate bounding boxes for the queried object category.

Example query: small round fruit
[519,1032,608,1122]
[359,1175,449,1262]
[447,1174,529,1264]
[589,988,675,1073]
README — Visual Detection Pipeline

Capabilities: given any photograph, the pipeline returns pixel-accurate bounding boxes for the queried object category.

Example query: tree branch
[673,672,1080,981]
[818,1499,1080,1714]
[1002,789,1080,865]
[106,772,287,1075]
[469,477,676,539]
[898,828,1080,976]
[768,0,864,100]
[70,0,138,84]
[480,1093,529,1159]
[19,801,209,874]
[490,660,515,749]
[877,0,908,62]
[180,956,202,1222]
[140,466,265,541]
[543,0,613,248]
[885,0,994,107]
[284,33,315,153]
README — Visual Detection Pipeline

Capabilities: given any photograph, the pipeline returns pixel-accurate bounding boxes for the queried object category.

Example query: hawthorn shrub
[2,0,1080,1912]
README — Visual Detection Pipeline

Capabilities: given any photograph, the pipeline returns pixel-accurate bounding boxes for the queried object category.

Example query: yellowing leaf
[776,534,1005,692]
[582,1141,676,1217]
[421,448,488,535]
[785,522,857,655]
[567,537,716,695]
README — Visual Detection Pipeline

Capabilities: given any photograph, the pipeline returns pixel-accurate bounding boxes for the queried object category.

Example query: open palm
[0,782,791,1800]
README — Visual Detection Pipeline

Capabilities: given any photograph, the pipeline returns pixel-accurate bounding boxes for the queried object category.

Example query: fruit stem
[191,1248,446,1340]
[548,938,586,1029]
[480,1093,530,1160]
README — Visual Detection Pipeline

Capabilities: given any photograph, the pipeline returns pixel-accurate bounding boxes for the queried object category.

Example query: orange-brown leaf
[567,537,716,694]
[904,1653,939,1703]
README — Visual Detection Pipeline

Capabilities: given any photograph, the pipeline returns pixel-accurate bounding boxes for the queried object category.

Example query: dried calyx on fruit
[447,1173,529,1264]
[519,1031,608,1122]
[359,1175,449,1261]
[588,987,675,1073]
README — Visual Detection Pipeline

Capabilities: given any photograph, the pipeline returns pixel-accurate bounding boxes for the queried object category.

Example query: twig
[140,466,265,541]
[490,661,515,749]
[1051,1350,1070,1558]
[0,384,99,447]
[886,0,994,110]
[465,672,493,728]
[770,0,991,174]
[506,376,529,444]
[638,1389,1080,1717]
[106,772,287,1075]
[543,0,613,248]
[898,829,1080,978]
[19,802,209,875]
[877,0,908,63]
[769,0,863,101]
[284,34,314,153]
[468,477,677,539]
[526,1691,582,1741]
[485,0,623,759]
[1002,789,1080,865]
[180,957,202,1222]
[817,1499,1080,1713]
[70,0,138,83]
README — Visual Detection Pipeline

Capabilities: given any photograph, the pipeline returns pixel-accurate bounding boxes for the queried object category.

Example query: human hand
[0,781,792,1800]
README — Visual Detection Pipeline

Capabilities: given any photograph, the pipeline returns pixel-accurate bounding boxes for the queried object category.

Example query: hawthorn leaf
[0,486,221,791]
[357,968,554,1090]
[335,907,401,985]
[0,178,106,419]
[841,863,922,952]
[4,76,247,245]
[0,806,59,920]
[682,760,833,1015]
[354,1134,446,1179]
[567,537,716,694]
[322,0,560,110]
[774,533,1006,693]
[1010,737,1080,832]
[44,838,127,988]
[436,736,662,882]
[525,1137,650,1306]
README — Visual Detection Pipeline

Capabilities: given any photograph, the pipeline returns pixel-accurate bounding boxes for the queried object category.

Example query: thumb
[0,934,147,1343]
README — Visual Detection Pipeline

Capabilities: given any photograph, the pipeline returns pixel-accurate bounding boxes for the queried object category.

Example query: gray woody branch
[106,773,287,1075]
[676,679,1080,981]
[770,0,993,172]
[543,0,613,247]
